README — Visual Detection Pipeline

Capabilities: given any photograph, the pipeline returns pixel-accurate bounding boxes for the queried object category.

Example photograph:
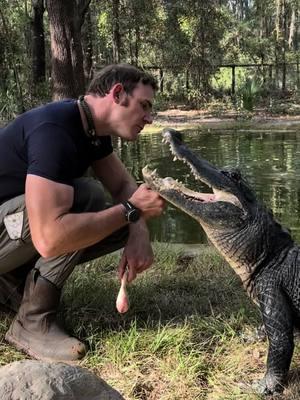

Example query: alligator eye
[172,130,183,143]
[221,169,241,181]
[230,170,241,181]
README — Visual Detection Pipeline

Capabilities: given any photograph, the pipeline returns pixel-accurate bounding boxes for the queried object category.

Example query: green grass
[1,243,300,399]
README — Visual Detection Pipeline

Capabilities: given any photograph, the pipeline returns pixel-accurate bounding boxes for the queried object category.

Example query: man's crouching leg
[0,262,34,313]
[5,178,128,362]
[5,268,86,362]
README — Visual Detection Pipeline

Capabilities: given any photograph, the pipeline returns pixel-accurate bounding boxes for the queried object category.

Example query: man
[0,64,164,362]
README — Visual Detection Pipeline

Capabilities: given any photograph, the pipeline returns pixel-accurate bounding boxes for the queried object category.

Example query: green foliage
[1,0,300,116]
[237,77,262,111]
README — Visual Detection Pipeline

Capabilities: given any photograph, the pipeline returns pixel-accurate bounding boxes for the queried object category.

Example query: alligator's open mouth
[142,167,220,203]
[142,129,241,208]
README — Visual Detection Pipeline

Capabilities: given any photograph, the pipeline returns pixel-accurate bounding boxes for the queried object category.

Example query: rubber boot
[5,269,86,362]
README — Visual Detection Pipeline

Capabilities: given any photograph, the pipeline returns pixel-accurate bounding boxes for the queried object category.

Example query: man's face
[115,82,155,140]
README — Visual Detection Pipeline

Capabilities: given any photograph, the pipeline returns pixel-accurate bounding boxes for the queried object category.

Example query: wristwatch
[122,200,141,223]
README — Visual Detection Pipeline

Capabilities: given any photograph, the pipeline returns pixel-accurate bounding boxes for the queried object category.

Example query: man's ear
[112,83,124,103]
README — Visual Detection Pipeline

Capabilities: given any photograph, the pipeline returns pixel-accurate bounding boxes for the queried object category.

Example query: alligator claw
[252,377,284,396]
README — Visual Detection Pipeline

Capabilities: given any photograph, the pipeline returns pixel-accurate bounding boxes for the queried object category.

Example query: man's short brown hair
[87,64,158,96]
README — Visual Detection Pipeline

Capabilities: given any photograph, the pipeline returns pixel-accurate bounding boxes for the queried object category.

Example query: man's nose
[143,113,154,124]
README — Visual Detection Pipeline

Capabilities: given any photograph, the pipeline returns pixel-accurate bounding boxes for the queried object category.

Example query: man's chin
[119,132,138,141]
[115,126,141,141]
[129,129,141,140]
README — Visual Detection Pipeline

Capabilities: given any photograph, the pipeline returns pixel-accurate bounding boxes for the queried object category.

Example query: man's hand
[118,221,154,283]
[128,184,165,219]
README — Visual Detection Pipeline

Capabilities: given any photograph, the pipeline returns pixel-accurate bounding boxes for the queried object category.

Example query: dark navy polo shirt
[0,100,113,204]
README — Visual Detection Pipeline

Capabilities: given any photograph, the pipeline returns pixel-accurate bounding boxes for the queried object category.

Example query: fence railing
[142,62,300,94]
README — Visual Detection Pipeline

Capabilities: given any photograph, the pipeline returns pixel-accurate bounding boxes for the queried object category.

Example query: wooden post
[231,65,235,95]
[297,56,300,89]
[186,69,189,90]
[159,68,164,92]
[282,62,286,92]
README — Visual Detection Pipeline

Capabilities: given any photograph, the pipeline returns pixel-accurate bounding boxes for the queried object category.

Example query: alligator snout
[162,128,184,144]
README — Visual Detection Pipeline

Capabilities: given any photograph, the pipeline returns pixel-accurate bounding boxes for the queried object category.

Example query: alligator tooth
[151,169,157,176]
[173,156,178,161]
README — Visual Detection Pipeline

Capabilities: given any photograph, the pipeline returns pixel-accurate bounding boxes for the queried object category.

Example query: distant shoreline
[143,109,300,133]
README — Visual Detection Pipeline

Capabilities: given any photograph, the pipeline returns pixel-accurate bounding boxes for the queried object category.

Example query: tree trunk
[0,7,24,112]
[275,0,281,41]
[282,0,287,92]
[112,0,121,63]
[46,0,77,99]
[288,8,295,48]
[70,1,91,95]
[134,25,140,65]
[46,0,90,100]
[82,8,93,82]
[31,0,45,84]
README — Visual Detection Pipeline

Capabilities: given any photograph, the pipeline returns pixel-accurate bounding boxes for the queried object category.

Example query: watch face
[128,208,140,223]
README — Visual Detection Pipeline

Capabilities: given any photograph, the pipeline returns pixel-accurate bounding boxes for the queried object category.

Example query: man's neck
[81,94,114,137]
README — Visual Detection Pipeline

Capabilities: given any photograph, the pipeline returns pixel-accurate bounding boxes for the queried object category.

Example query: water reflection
[114,128,300,244]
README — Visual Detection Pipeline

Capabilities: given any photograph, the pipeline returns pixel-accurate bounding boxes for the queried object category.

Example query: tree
[82,8,94,82]
[112,0,122,63]
[46,0,91,100]
[31,0,45,84]
[0,1,25,115]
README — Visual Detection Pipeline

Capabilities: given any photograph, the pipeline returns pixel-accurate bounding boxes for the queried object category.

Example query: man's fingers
[139,183,150,190]
[118,253,127,280]
[127,266,137,283]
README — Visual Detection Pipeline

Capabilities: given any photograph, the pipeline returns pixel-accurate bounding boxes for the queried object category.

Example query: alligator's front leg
[255,283,294,395]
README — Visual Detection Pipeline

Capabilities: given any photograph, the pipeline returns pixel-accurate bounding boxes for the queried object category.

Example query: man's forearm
[35,204,128,258]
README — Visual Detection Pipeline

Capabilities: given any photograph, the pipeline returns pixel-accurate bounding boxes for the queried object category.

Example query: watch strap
[121,200,140,223]
[122,200,135,211]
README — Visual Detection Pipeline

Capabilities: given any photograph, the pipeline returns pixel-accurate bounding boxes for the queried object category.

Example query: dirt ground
[153,108,300,130]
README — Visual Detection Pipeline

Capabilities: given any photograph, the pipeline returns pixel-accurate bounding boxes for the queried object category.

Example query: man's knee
[71,177,109,213]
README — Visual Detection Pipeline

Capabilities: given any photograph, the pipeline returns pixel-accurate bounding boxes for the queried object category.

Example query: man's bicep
[25,174,74,238]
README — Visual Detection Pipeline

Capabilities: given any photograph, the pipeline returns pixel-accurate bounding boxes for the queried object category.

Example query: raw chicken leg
[116,267,129,313]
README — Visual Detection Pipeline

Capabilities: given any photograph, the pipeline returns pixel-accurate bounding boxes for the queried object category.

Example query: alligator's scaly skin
[142,128,300,395]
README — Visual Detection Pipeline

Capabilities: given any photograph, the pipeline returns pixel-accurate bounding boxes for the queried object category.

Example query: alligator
[142,128,300,395]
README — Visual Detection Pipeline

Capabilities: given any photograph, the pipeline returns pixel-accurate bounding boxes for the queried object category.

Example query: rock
[0,360,125,400]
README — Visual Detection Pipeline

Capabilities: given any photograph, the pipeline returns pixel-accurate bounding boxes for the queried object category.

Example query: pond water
[115,126,300,244]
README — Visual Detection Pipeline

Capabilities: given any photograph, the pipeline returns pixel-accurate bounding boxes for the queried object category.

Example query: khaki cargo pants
[0,178,129,289]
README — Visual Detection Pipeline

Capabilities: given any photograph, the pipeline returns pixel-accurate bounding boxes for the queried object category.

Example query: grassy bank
[1,243,300,399]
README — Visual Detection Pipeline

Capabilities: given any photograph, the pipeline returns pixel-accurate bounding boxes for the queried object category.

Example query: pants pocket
[0,195,36,273]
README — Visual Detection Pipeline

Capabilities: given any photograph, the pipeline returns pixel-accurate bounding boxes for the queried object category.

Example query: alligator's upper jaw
[162,129,231,192]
